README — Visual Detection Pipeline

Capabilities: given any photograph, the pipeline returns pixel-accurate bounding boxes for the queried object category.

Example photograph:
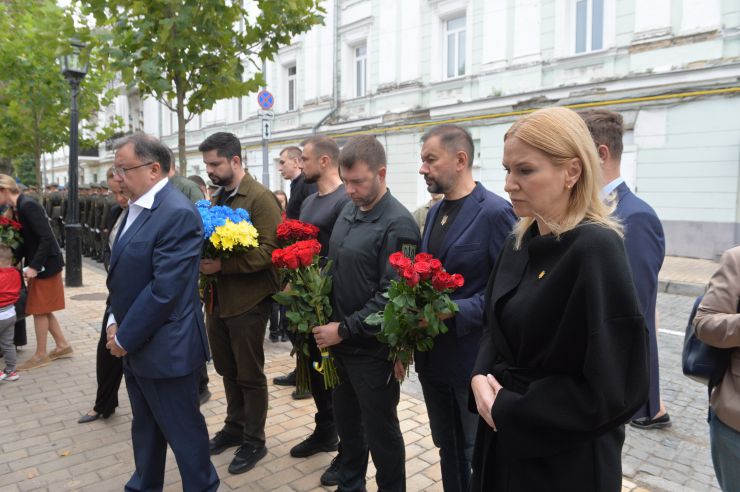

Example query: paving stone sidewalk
[0,259,721,491]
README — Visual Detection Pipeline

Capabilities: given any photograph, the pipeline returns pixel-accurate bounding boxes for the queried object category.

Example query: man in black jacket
[312,135,420,492]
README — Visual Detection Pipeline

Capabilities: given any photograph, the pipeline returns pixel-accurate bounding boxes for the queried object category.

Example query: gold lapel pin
[538,270,546,279]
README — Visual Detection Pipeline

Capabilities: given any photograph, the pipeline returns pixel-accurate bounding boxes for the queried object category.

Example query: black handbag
[682,295,733,390]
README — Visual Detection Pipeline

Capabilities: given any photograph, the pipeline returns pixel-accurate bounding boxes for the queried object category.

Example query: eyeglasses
[112,161,156,177]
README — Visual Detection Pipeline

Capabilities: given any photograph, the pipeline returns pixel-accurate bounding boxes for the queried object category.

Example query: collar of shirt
[600,176,624,199]
[128,177,169,211]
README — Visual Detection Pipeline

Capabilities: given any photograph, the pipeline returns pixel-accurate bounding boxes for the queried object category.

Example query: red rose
[283,251,300,269]
[429,258,443,274]
[401,266,419,287]
[389,251,405,268]
[432,271,452,291]
[414,261,433,280]
[415,253,434,263]
[297,247,315,267]
[272,249,285,268]
[451,274,464,289]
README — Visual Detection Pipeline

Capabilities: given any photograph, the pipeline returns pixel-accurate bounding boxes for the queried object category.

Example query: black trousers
[333,353,405,492]
[307,334,337,435]
[207,298,271,447]
[94,312,123,416]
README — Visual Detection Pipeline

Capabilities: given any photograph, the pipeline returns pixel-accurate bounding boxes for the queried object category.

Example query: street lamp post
[59,38,89,287]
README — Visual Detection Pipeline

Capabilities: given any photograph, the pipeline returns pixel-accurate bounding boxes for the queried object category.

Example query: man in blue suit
[581,110,669,429]
[105,134,219,491]
[415,125,517,492]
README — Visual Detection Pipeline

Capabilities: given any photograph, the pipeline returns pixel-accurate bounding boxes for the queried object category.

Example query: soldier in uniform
[79,183,92,256]
[92,182,108,262]
[47,184,64,247]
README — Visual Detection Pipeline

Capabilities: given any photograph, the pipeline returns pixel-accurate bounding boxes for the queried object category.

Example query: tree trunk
[33,113,42,186]
[176,88,187,175]
[0,157,11,175]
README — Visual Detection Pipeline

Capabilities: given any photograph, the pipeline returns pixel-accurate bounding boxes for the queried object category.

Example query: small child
[0,244,21,381]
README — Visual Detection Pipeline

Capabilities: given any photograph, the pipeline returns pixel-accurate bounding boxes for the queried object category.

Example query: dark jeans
[333,354,405,492]
[207,299,271,447]
[419,375,477,492]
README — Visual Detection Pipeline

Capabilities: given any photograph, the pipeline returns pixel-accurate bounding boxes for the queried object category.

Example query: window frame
[574,0,604,55]
[444,14,467,79]
[287,64,297,112]
[354,44,367,98]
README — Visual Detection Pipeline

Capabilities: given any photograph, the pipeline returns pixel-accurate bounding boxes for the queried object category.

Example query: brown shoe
[18,355,52,371]
[49,346,74,360]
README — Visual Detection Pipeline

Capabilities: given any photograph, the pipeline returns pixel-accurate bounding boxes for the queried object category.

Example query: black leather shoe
[292,388,311,400]
[630,412,671,429]
[290,434,339,457]
[228,443,267,475]
[199,389,212,406]
[268,333,279,342]
[273,370,296,386]
[209,430,241,455]
[320,455,340,486]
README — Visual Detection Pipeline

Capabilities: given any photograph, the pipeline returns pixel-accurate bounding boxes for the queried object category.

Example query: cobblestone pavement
[621,292,720,492]
[0,261,722,491]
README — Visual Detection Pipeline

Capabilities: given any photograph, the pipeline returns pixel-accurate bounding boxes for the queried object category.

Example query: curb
[658,279,706,298]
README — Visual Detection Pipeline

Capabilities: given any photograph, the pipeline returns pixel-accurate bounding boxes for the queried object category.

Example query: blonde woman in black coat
[470,107,649,491]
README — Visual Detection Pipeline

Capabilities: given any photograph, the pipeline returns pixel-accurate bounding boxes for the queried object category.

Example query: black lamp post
[59,38,89,287]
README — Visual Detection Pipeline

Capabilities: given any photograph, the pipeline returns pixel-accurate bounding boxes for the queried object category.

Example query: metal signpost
[257,90,274,186]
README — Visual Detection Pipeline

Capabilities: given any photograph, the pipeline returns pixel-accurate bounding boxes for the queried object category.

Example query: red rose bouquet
[0,216,23,258]
[277,219,320,245]
[272,238,339,392]
[365,251,463,380]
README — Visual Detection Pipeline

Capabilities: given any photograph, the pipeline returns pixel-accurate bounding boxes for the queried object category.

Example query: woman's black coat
[15,194,64,278]
[471,222,649,491]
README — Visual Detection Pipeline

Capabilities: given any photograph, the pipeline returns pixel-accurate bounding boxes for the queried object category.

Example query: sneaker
[209,430,242,455]
[273,370,296,386]
[630,412,671,430]
[320,454,340,486]
[228,443,267,475]
[290,433,339,458]
[0,370,19,381]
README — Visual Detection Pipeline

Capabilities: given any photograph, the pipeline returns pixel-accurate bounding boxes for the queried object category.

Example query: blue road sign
[257,90,274,110]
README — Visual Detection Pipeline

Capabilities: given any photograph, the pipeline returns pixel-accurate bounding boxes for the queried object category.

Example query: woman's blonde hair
[504,106,621,249]
[0,174,20,194]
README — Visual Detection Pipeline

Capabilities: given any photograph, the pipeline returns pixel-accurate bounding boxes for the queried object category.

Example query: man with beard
[198,132,282,475]
[416,124,516,492]
[287,135,350,487]
[312,135,420,492]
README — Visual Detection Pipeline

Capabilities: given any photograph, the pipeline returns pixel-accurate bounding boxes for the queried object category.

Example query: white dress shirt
[107,177,169,350]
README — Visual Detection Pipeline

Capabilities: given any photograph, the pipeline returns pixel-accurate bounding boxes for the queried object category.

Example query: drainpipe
[313,0,340,133]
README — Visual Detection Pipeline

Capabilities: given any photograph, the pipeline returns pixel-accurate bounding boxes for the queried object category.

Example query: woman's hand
[23,267,38,281]
[471,374,503,431]
[394,359,406,382]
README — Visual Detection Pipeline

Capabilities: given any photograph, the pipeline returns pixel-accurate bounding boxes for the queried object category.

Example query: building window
[445,15,466,78]
[287,65,297,111]
[575,0,604,53]
[355,44,367,97]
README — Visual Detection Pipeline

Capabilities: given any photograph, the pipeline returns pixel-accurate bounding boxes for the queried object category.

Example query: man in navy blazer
[106,134,219,492]
[581,110,668,429]
[415,125,516,492]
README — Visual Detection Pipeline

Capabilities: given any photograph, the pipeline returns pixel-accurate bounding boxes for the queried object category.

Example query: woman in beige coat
[694,246,740,492]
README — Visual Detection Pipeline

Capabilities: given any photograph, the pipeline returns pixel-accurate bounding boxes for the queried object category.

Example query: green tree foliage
[0,0,120,186]
[81,0,325,173]
[14,155,37,187]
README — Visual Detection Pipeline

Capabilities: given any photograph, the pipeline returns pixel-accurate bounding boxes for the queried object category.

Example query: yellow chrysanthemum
[210,220,260,253]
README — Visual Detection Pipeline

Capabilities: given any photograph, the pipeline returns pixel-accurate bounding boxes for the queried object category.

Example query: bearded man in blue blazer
[414,125,517,492]
[581,109,669,429]
[105,134,219,492]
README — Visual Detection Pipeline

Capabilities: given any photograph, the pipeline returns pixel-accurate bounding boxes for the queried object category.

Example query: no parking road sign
[257,90,274,110]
